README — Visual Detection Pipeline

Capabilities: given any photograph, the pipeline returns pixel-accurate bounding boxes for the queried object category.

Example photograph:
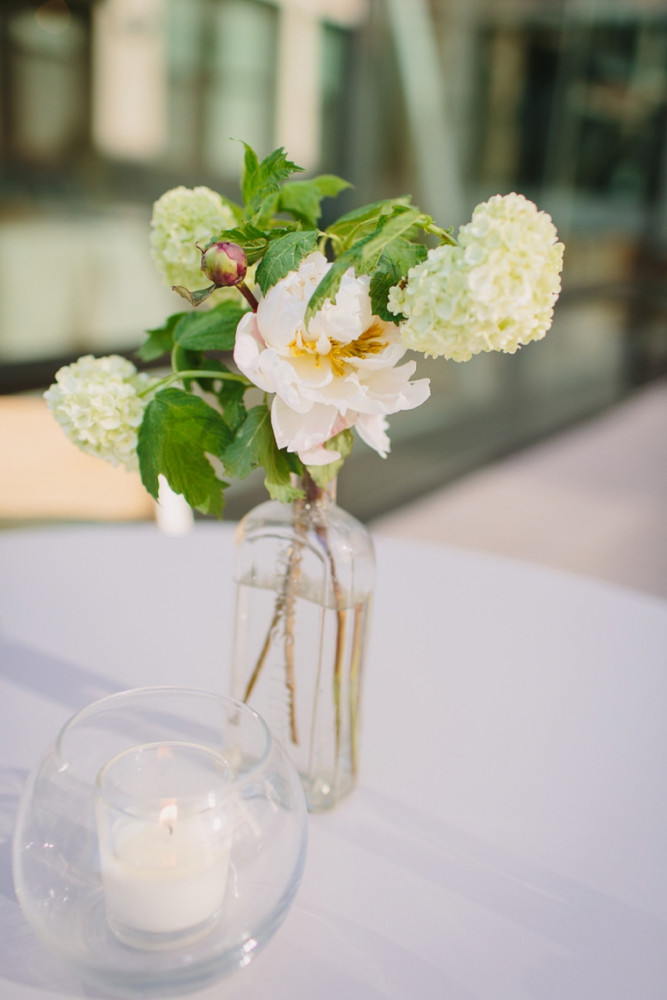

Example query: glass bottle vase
[230,473,375,812]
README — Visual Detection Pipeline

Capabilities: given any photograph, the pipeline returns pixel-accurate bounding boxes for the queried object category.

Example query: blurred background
[1,0,666,527]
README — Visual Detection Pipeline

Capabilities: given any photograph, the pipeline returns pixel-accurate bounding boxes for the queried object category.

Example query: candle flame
[159,801,178,834]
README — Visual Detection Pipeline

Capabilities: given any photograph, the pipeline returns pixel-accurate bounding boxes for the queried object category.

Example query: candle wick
[167,824,173,835]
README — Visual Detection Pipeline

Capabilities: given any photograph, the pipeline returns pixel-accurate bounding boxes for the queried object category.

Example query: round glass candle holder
[12,688,308,996]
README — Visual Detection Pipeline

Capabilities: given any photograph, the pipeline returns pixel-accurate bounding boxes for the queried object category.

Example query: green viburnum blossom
[44,355,156,471]
[150,185,239,290]
[388,193,564,361]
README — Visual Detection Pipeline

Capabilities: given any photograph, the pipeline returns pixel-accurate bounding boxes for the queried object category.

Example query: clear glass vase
[230,472,375,812]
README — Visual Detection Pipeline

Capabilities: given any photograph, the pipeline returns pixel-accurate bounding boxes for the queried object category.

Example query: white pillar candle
[96,743,232,948]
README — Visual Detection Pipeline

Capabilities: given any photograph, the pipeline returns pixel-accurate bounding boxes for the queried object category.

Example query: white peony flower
[150,185,238,291]
[233,252,430,464]
[44,355,155,471]
[388,193,564,361]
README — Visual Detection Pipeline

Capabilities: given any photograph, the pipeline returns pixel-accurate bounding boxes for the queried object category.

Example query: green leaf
[137,388,232,518]
[171,343,201,379]
[306,429,354,488]
[169,348,248,429]
[305,206,423,324]
[218,376,247,432]
[240,143,260,204]
[210,221,300,265]
[209,222,271,265]
[241,145,304,221]
[261,437,303,502]
[221,405,265,480]
[277,175,351,228]
[369,239,427,321]
[173,301,247,351]
[326,196,414,249]
[168,348,248,428]
[220,405,270,480]
[221,405,303,502]
[137,312,184,362]
[255,230,319,294]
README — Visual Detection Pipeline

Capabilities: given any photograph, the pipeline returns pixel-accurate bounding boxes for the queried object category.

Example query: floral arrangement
[45,144,564,516]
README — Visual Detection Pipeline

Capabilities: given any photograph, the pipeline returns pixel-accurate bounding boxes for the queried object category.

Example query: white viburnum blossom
[44,355,156,471]
[150,185,238,290]
[388,193,564,361]
[233,252,430,465]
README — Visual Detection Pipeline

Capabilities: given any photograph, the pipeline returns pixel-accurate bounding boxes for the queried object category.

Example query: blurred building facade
[1,0,665,516]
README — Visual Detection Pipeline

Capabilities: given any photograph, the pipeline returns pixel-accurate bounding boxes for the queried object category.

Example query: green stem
[138,369,252,397]
[320,231,341,257]
[423,221,459,246]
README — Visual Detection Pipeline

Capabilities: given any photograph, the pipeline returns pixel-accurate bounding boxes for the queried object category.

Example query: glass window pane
[203,1,278,178]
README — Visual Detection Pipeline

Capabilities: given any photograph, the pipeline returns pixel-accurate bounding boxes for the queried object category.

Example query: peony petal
[271,396,340,454]
[354,413,391,458]
[299,443,342,465]
[233,313,273,393]
[259,350,313,413]
[257,285,308,350]
[346,329,406,372]
[350,362,431,415]
[309,270,372,344]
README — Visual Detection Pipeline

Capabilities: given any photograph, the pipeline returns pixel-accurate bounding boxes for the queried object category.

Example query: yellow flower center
[289,321,388,377]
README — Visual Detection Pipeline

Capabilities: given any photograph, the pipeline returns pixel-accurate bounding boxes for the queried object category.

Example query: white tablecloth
[1,523,666,1000]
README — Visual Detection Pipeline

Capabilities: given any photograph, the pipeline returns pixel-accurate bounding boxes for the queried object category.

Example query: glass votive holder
[12,688,308,996]
[96,742,233,951]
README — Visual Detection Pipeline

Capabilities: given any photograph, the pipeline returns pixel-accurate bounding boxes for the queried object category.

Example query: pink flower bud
[200,241,247,287]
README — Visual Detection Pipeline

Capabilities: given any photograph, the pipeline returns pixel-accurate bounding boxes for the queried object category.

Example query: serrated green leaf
[264,474,303,503]
[309,174,354,197]
[306,429,354,487]
[241,145,304,221]
[261,435,303,502]
[255,230,319,294]
[173,301,247,351]
[168,349,248,428]
[137,388,232,517]
[306,206,423,324]
[277,175,351,228]
[326,196,413,249]
[221,405,302,501]
[218,377,247,432]
[220,405,270,480]
[169,349,248,429]
[209,222,270,265]
[369,239,427,320]
[210,222,300,265]
[137,312,185,362]
[241,143,260,204]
